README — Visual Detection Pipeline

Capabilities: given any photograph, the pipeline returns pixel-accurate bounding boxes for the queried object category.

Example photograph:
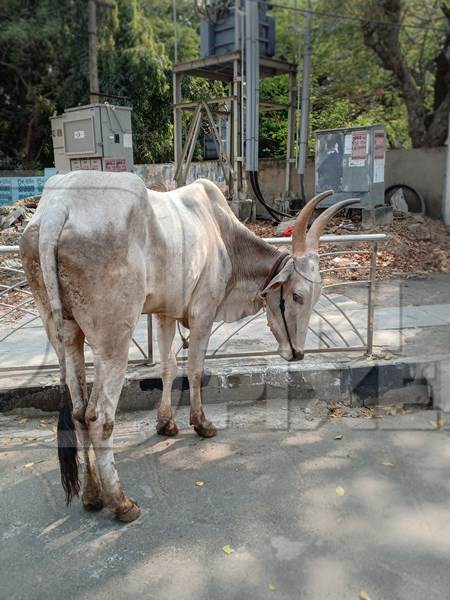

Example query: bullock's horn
[292,190,334,256]
[306,198,359,251]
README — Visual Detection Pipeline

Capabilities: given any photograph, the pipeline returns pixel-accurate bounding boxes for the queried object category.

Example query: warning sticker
[103,158,127,172]
[349,159,365,168]
[351,131,368,160]
[374,130,385,159]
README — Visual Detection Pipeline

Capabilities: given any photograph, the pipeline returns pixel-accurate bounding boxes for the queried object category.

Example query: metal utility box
[50,103,133,173]
[200,0,275,58]
[315,125,386,207]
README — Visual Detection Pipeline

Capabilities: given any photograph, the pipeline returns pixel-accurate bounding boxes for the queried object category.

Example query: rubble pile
[247,212,450,280]
[0,197,40,323]
[0,196,39,248]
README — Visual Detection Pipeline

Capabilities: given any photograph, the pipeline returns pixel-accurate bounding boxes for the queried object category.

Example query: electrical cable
[248,171,292,223]
[259,0,449,34]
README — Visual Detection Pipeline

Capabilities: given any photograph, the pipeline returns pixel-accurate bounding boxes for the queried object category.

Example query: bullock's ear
[261,260,294,296]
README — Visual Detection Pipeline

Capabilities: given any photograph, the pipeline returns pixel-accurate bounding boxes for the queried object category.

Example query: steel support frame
[172,53,296,205]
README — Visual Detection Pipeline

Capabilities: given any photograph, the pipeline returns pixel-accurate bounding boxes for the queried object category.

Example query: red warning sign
[351,131,368,160]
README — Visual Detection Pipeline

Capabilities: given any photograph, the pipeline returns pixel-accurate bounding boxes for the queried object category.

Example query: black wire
[249,171,292,223]
[263,1,449,34]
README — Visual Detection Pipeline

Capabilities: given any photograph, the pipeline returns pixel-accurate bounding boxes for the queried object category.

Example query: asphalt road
[1,403,450,600]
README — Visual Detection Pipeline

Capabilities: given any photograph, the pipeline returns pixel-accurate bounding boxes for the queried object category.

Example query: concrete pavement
[1,404,450,600]
[2,274,450,372]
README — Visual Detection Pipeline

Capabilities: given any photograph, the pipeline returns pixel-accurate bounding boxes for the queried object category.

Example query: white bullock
[20,171,353,522]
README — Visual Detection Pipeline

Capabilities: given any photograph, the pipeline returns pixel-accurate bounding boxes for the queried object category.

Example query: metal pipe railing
[0,245,20,253]
[0,232,385,371]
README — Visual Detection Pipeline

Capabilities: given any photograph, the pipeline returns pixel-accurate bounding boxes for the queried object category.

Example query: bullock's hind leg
[187,317,217,438]
[63,320,103,511]
[87,337,141,523]
[155,316,179,436]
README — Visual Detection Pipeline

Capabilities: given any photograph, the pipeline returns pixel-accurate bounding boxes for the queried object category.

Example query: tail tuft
[57,399,80,505]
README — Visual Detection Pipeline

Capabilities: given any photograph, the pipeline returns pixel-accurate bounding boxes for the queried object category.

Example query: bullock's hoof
[116,498,141,523]
[194,420,217,438]
[157,418,179,437]
[82,496,104,512]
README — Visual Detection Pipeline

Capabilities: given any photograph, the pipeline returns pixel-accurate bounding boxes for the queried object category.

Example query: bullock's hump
[44,171,146,195]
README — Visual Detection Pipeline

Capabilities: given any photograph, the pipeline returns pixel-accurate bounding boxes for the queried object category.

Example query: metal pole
[173,73,183,179]
[366,240,377,356]
[297,0,313,202]
[444,111,450,226]
[172,0,178,64]
[285,69,297,196]
[88,0,100,104]
[146,314,154,365]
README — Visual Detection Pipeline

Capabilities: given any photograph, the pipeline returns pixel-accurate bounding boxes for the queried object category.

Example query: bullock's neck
[216,221,286,322]
[229,224,283,301]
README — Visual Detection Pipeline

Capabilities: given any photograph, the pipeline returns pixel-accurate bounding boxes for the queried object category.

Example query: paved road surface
[1,404,450,600]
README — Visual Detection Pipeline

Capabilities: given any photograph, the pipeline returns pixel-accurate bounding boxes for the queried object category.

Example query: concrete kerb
[1,352,449,415]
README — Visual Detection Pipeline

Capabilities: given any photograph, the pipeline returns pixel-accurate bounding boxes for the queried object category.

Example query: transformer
[50,103,133,174]
[200,0,275,59]
[315,125,386,207]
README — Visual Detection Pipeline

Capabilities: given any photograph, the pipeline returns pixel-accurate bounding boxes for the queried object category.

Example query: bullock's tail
[39,203,80,505]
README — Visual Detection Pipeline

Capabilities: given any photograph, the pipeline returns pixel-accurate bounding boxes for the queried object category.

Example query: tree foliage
[0,0,449,170]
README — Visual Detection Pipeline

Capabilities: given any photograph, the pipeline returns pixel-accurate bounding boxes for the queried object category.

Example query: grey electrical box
[200,0,275,58]
[315,125,386,208]
[50,103,133,174]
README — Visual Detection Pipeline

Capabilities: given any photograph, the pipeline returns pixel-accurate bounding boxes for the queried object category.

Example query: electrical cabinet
[315,125,386,207]
[50,103,133,174]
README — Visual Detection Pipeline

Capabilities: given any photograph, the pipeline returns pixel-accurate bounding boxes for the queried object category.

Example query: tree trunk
[361,0,450,148]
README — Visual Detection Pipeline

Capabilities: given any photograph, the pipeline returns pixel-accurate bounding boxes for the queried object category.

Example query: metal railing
[0,233,385,372]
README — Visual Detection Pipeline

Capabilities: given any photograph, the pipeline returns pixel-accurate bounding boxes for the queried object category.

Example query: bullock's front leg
[187,317,217,438]
[155,316,178,436]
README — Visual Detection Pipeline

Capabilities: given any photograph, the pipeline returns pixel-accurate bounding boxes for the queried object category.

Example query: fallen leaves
[24,462,34,469]
[430,413,447,429]
[359,592,372,600]
[222,545,234,555]
[334,433,343,440]
[329,401,378,419]
[195,480,205,487]
[336,486,345,497]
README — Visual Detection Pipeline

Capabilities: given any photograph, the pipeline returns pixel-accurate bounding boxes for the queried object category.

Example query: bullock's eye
[293,293,304,304]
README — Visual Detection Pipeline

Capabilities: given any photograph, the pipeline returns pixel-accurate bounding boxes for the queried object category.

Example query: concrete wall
[384,147,446,219]
[256,150,447,218]
[134,161,227,191]
[136,149,446,219]
[1,148,445,217]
